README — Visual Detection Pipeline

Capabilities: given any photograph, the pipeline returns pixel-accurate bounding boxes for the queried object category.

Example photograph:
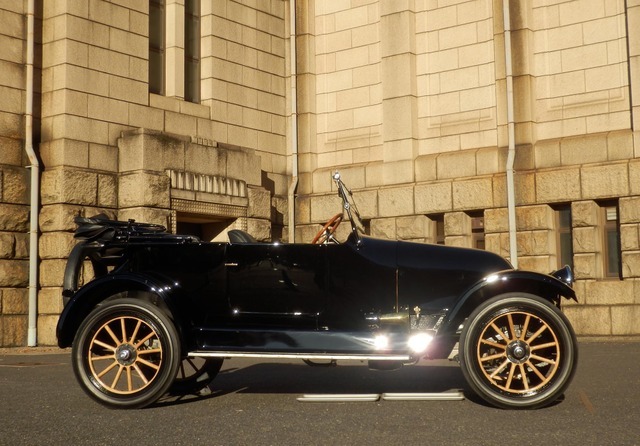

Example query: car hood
[351,235,512,312]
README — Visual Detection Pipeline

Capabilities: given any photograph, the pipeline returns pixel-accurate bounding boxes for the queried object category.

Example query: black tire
[170,357,224,395]
[459,293,577,409]
[72,298,181,409]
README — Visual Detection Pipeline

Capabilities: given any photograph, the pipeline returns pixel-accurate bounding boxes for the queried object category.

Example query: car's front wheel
[459,293,577,409]
[72,298,181,409]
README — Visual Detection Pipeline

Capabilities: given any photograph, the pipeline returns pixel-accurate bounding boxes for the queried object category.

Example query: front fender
[56,273,181,348]
[438,269,576,338]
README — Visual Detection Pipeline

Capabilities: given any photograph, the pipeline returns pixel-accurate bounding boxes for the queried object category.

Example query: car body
[57,172,578,409]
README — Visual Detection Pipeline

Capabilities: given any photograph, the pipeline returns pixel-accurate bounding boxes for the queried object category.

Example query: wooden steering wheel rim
[311,213,343,244]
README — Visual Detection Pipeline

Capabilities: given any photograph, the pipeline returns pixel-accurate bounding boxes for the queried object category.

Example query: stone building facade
[1,0,639,347]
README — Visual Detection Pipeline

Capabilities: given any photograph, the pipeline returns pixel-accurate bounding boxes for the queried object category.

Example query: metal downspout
[503,0,518,269]
[25,0,40,346]
[287,0,299,243]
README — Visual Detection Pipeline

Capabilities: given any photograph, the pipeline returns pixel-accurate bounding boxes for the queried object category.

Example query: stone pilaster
[380,1,418,185]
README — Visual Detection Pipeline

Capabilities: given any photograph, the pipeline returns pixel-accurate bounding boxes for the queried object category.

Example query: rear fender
[56,273,182,348]
[438,269,576,339]
[62,241,110,306]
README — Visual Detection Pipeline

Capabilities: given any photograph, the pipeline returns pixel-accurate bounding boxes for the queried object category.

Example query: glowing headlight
[374,334,389,350]
[408,333,433,353]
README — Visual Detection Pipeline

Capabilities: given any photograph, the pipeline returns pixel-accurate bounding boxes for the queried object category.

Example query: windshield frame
[332,172,366,242]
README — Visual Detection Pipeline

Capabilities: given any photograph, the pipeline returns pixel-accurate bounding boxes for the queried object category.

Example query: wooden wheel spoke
[505,362,517,389]
[519,364,529,391]
[480,351,506,362]
[104,324,121,346]
[136,357,161,371]
[120,318,127,343]
[520,314,531,340]
[530,341,558,351]
[526,361,548,382]
[490,322,510,342]
[136,348,162,356]
[129,320,142,344]
[90,354,115,362]
[134,331,156,349]
[111,365,125,389]
[96,359,119,379]
[126,367,133,392]
[92,339,117,352]
[526,324,547,343]
[133,363,150,385]
[489,359,510,379]
[529,353,556,365]
[506,313,517,342]
[480,338,507,350]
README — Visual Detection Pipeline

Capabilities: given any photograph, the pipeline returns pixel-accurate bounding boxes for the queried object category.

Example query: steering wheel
[311,213,343,244]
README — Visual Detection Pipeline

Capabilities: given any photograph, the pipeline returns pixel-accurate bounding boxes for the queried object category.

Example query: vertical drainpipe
[25,0,40,346]
[503,0,518,269]
[287,0,299,243]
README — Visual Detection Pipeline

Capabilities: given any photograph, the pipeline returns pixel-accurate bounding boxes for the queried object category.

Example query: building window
[602,204,621,279]
[176,213,233,241]
[149,0,165,95]
[185,0,201,103]
[555,206,573,270]
[470,214,485,250]
[428,214,445,245]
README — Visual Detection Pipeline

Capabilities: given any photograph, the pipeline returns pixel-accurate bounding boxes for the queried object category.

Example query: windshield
[332,172,366,237]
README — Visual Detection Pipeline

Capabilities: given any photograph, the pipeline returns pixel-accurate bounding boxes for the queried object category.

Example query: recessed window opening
[601,202,621,279]
[149,0,165,95]
[468,212,485,250]
[554,205,573,271]
[185,0,201,103]
[176,212,234,242]
[427,214,445,245]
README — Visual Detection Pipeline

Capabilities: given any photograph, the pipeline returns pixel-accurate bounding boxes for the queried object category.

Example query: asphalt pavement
[0,341,639,445]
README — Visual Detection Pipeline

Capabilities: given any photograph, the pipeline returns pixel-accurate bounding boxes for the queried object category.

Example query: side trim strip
[188,351,411,361]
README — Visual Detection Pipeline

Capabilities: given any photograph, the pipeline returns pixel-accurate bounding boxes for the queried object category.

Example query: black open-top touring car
[57,172,577,409]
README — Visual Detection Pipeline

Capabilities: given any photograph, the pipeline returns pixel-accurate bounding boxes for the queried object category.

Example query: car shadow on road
[156,360,478,408]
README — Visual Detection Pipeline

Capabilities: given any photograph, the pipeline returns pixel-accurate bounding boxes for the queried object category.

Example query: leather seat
[228,229,258,244]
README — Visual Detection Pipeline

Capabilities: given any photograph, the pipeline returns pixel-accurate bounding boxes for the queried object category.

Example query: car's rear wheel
[72,298,181,409]
[459,293,577,409]
[170,357,223,395]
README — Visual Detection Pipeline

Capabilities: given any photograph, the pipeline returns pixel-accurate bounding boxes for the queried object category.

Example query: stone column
[620,196,640,278]
[571,200,601,280]
[445,212,472,248]
[513,204,555,273]
[627,1,640,153]
[117,130,180,226]
[165,0,186,99]
[380,0,418,185]
[295,0,317,195]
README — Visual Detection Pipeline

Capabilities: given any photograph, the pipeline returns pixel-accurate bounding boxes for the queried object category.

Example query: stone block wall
[3,0,640,345]
[0,0,291,346]
[293,0,640,338]
[1,1,29,346]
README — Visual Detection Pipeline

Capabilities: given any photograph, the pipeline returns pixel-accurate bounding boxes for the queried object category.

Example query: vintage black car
[57,172,578,410]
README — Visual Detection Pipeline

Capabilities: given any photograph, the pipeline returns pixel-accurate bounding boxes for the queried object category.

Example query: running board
[188,351,411,362]
[296,391,465,403]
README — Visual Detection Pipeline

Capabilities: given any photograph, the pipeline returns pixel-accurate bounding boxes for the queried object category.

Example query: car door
[225,242,327,328]
[322,236,398,330]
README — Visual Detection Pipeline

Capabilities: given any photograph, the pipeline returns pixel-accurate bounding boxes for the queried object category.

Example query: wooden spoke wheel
[459,293,577,409]
[72,298,180,409]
